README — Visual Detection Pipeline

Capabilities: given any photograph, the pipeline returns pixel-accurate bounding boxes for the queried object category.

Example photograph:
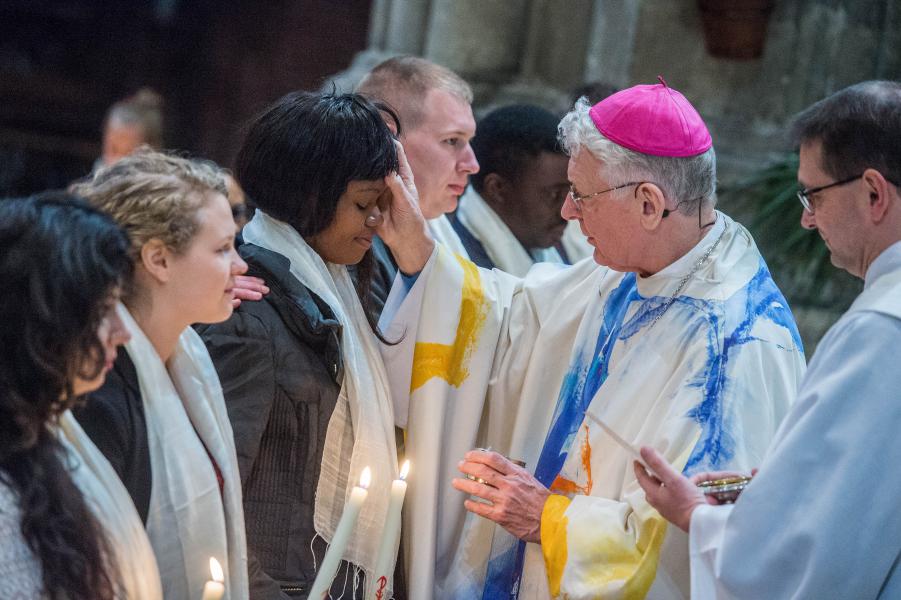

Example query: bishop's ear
[636,182,668,228]
[139,238,173,283]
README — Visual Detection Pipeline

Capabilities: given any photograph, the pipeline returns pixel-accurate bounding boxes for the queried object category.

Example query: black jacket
[76,352,152,523]
[198,243,405,599]
[75,345,278,596]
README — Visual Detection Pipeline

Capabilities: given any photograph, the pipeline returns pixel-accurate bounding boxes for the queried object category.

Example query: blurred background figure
[0,193,162,600]
[99,88,165,169]
[570,80,620,106]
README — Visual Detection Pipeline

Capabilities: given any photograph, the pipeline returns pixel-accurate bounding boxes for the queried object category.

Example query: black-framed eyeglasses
[568,181,641,210]
[569,180,715,229]
[796,174,862,214]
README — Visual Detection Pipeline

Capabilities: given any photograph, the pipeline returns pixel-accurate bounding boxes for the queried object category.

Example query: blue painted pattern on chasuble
[484,274,641,599]
[682,259,802,472]
[483,260,801,599]
[533,273,640,487]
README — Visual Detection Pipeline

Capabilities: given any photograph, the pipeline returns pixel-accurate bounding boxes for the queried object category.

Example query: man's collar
[865,240,901,289]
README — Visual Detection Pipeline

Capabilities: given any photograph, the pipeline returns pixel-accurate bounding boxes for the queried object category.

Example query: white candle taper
[309,467,371,600]
[371,460,409,599]
[200,557,225,600]
[584,410,658,476]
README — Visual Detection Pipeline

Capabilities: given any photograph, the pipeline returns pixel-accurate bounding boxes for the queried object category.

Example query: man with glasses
[635,80,901,598]
[377,79,805,599]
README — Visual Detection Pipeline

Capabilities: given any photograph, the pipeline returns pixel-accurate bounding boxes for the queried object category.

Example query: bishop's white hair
[558,97,717,213]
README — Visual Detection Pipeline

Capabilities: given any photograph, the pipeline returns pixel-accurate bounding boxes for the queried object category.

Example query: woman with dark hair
[0,192,162,599]
[197,91,416,599]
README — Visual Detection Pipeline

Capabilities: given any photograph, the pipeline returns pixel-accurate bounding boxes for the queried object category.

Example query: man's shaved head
[357,55,473,132]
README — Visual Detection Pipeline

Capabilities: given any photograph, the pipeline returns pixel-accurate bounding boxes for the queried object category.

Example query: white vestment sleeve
[689,504,734,600]
[378,247,437,428]
[688,312,901,599]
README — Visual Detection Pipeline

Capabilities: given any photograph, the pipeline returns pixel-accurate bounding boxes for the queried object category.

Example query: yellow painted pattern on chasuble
[410,254,488,391]
[566,513,668,600]
[541,494,572,597]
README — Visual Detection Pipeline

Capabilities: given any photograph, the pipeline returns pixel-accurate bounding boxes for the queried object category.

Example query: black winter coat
[198,242,405,600]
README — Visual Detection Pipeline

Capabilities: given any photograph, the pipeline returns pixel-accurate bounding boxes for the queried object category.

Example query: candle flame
[360,466,372,489]
[399,460,410,480]
[209,557,224,583]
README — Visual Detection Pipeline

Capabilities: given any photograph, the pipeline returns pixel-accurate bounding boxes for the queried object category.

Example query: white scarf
[456,187,564,276]
[56,411,163,599]
[118,304,248,600]
[428,214,470,258]
[243,211,399,596]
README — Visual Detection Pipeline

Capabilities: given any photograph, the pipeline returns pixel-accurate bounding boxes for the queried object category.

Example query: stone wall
[331,0,901,181]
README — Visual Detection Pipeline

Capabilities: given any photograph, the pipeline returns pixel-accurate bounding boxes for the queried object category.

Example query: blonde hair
[356,55,473,131]
[71,150,227,261]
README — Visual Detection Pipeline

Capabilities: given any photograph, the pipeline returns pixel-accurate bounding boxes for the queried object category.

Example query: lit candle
[309,467,371,600]
[371,461,409,600]
[201,557,225,600]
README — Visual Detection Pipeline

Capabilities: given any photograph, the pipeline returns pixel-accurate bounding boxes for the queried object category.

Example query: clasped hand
[452,449,550,544]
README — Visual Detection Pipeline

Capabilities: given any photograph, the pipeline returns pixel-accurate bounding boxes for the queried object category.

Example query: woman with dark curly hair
[0,192,162,599]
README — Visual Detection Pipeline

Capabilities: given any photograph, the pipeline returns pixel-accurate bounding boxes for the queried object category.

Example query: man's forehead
[529,151,569,181]
[419,88,475,134]
[567,150,603,182]
[797,139,825,185]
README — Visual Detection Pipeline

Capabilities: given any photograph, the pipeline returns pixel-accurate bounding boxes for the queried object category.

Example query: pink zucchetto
[588,76,712,158]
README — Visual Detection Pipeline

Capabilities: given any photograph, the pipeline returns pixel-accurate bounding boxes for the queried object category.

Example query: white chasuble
[689,243,901,599]
[380,212,805,600]
[428,213,470,259]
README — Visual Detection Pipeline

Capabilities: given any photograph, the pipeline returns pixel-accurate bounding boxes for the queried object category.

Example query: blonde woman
[71,152,251,599]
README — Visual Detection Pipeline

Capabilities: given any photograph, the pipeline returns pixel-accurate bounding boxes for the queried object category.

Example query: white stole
[243,210,399,597]
[56,411,162,599]
[456,187,564,276]
[118,304,248,600]
[428,214,470,258]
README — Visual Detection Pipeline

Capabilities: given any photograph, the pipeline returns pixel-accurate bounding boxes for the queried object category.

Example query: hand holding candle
[371,460,410,599]
[201,557,225,600]
[309,467,372,600]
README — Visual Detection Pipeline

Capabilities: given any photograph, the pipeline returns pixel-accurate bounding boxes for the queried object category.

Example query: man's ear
[863,168,892,223]
[636,182,667,230]
[139,239,172,283]
[482,173,510,205]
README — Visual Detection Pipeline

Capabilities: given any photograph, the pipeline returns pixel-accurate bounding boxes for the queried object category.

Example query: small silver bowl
[696,476,752,504]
